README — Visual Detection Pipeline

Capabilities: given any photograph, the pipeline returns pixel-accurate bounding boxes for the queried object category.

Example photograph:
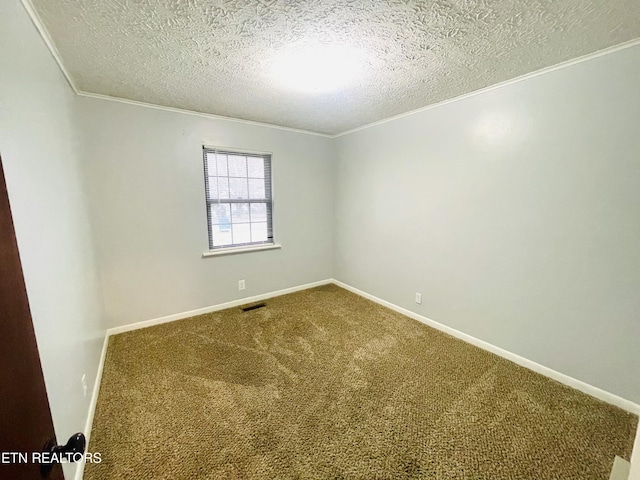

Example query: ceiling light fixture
[270,42,367,94]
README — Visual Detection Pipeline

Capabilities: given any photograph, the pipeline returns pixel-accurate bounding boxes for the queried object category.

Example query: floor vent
[241,302,266,312]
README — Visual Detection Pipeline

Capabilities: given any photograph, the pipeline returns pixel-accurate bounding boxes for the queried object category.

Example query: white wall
[4,0,638,452]
[77,97,335,328]
[334,44,640,403]
[0,1,106,477]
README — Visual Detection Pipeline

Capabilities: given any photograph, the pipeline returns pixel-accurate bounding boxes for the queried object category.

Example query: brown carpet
[85,284,637,479]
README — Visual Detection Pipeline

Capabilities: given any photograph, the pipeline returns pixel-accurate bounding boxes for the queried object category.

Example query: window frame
[202,146,275,253]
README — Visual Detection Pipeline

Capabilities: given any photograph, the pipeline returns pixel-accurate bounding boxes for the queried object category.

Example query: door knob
[40,432,86,478]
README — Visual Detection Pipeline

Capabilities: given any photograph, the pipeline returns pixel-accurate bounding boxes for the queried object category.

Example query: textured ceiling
[29,0,640,135]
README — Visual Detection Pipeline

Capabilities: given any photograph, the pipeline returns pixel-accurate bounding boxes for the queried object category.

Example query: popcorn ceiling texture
[30,0,640,135]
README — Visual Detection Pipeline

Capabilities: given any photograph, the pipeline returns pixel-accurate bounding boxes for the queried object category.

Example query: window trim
[202,145,276,254]
[202,243,282,258]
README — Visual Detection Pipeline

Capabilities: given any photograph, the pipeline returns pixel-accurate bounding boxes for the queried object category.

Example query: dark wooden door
[0,155,63,479]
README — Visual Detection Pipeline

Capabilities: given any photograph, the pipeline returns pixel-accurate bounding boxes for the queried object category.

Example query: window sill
[202,243,281,258]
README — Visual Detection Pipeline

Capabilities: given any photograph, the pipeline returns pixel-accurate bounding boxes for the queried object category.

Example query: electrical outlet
[415,293,422,305]
[238,280,246,291]
[81,374,88,397]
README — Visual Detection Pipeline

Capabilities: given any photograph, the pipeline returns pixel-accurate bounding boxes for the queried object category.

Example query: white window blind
[202,147,273,250]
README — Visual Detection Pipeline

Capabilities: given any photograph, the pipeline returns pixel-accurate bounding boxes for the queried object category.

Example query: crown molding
[334,38,640,138]
[20,0,640,139]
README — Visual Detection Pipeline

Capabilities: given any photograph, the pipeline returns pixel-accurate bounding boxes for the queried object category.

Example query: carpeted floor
[85,284,637,479]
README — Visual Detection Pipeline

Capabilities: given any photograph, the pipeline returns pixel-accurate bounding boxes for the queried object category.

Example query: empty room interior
[1,0,640,479]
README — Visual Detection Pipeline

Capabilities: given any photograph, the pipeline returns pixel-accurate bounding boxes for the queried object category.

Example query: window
[202,147,273,250]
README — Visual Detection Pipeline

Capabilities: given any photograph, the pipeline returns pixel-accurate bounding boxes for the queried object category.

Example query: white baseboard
[79,277,639,479]
[630,426,640,480]
[331,279,640,416]
[331,279,640,478]
[74,333,109,480]
[610,457,631,480]
[106,278,333,336]
[76,278,332,479]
